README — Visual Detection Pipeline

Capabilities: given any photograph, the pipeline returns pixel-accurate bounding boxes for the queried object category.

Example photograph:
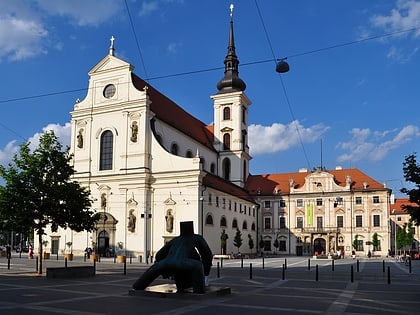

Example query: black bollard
[65,257,68,268]
[217,262,220,278]
[93,259,96,275]
[262,256,265,269]
[351,265,354,283]
[409,258,412,273]
[241,257,243,269]
[130,256,132,264]
[284,258,287,270]
[250,263,253,279]
[357,259,359,272]
[56,252,59,261]
[36,256,38,272]
[114,255,116,263]
[383,260,385,273]
[221,257,223,269]
[84,253,87,262]
[316,264,319,281]
[332,259,335,271]
[282,264,285,280]
[124,260,127,275]
[7,257,11,270]
[387,266,391,284]
[308,258,311,271]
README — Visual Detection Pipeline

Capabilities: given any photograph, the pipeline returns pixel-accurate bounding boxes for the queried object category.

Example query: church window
[220,216,227,227]
[171,143,179,155]
[99,130,113,170]
[242,221,247,230]
[223,133,230,150]
[222,158,231,181]
[223,107,231,120]
[186,150,193,158]
[232,218,238,229]
[205,214,214,225]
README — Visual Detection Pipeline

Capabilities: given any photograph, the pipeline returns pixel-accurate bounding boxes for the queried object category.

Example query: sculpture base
[129,284,231,299]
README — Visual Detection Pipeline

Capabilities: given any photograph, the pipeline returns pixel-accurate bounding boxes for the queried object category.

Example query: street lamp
[392,209,397,256]
[276,58,290,73]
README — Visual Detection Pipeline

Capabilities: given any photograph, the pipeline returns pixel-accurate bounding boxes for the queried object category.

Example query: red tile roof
[132,73,215,152]
[245,168,387,196]
[390,198,417,215]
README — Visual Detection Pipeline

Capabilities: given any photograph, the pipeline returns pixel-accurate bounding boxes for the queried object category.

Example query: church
[40,9,395,260]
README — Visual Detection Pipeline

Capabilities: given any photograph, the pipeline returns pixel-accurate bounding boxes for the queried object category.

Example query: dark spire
[217,4,246,93]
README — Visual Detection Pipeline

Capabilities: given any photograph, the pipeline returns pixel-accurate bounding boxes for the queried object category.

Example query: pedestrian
[367,250,371,259]
[6,244,11,259]
[28,245,34,259]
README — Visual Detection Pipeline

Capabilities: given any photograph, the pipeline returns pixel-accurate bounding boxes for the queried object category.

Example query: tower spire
[216,4,246,93]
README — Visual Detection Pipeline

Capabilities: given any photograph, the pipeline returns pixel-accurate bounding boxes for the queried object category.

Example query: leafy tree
[396,221,415,253]
[220,229,228,255]
[352,235,358,251]
[247,234,254,253]
[273,238,279,254]
[401,153,420,225]
[233,228,242,253]
[371,232,379,252]
[0,131,96,274]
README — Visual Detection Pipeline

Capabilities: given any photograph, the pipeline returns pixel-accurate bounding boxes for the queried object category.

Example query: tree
[247,234,254,254]
[401,153,420,225]
[396,221,415,253]
[233,228,242,253]
[273,238,279,254]
[220,229,228,255]
[371,232,379,253]
[259,235,265,253]
[352,235,359,251]
[0,131,96,274]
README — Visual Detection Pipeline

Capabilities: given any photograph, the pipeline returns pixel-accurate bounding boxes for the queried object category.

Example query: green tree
[0,131,96,274]
[401,153,420,225]
[371,232,379,252]
[273,238,279,254]
[352,235,359,251]
[233,228,242,253]
[247,234,254,254]
[396,221,415,253]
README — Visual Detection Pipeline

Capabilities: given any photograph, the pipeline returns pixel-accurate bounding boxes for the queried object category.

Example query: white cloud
[249,121,329,156]
[336,125,420,163]
[0,140,19,166]
[139,1,160,17]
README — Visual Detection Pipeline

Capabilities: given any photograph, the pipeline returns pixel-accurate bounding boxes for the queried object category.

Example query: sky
[0,0,419,197]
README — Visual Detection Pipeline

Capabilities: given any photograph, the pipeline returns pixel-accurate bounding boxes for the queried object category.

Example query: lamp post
[392,209,397,256]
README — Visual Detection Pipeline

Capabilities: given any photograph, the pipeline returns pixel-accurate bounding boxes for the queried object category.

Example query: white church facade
[37,11,395,260]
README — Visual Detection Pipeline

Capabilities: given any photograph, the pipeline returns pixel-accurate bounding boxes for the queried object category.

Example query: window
[242,221,247,230]
[242,106,246,123]
[216,196,219,207]
[232,219,238,229]
[222,158,231,181]
[373,240,381,251]
[99,130,113,170]
[223,107,231,120]
[356,239,364,251]
[316,216,323,229]
[279,217,286,229]
[210,163,216,174]
[228,200,232,210]
[373,215,380,227]
[222,198,226,208]
[355,197,362,205]
[220,217,227,227]
[316,198,323,206]
[296,217,303,228]
[336,197,343,205]
[223,133,231,150]
[208,194,212,205]
[297,199,303,207]
[170,143,178,155]
[279,200,286,208]
[185,150,193,158]
[279,240,287,252]
[264,217,271,229]
[356,215,363,227]
[264,201,271,208]
[337,216,344,228]
[205,214,213,225]
[251,222,255,231]
[373,196,380,204]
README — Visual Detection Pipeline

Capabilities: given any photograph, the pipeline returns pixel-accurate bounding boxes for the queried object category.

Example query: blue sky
[1,0,419,197]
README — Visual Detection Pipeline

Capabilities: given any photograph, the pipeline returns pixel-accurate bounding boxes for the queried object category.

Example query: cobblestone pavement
[0,254,419,314]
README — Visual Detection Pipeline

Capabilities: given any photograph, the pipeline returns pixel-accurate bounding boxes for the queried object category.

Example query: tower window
[223,133,231,150]
[222,158,231,181]
[99,130,113,170]
[171,143,179,155]
[223,107,231,120]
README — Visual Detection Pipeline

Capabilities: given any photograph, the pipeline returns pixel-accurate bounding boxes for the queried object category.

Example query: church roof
[245,168,387,196]
[391,198,417,215]
[131,73,215,152]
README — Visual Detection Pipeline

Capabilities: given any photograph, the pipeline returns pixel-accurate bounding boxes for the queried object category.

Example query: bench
[46,266,95,279]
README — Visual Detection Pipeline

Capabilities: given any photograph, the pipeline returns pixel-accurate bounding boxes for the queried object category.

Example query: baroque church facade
[38,12,401,260]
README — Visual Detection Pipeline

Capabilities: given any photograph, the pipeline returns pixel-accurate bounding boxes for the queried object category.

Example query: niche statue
[132,221,213,293]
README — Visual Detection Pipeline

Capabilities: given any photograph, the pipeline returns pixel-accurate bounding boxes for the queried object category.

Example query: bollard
[383,260,385,273]
[316,265,319,281]
[250,263,253,279]
[357,259,359,272]
[65,258,68,268]
[221,257,223,269]
[284,258,287,270]
[409,258,412,273]
[84,253,87,262]
[217,262,220,278]
[56,252,59,261]
[308,258,311,271]
[282,264,285,280]
[241,257,243,269]
[351,265,354,283]
[93,259,96,275]
[124,260,127,275]
[332,259,335,272]
[36,256,38,272]
[130,256,132,264]
[7,257,11,270]
[262,256,265,269]
[387,266,391,284]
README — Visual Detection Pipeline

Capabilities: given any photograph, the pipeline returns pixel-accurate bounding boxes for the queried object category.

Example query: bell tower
[211,4,251,188]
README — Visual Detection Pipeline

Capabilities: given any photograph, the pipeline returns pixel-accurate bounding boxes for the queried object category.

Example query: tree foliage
[401,153,420,225]
[233,228,242,252]
[396,221,415,252]
[0,131,96,273]
[247,234,254,253]
[371,232,379,252]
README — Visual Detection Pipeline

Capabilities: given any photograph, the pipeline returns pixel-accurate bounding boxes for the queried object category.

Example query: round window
[103,84,116,98]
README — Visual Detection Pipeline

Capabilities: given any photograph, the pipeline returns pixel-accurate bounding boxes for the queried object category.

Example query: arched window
[242,221,248,230]
[171,143,179,155]
[223,107,231,120]
[232,218,238,229]
[99,130,113,170]
[251,222,256,231]
[186,150,193,158]
[223,133,230,150]
[243,160,247,181]
[210,163,216,174]
[205,214,214,225]
[220,216,227,227]
[155,134,163,145]
[223,158,231,181]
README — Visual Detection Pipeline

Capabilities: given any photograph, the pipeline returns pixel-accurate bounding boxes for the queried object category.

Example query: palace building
[37,10,415,260]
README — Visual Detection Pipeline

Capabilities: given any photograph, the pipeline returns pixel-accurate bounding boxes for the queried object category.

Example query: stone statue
[77,129,83,148]
[165,209,174,233]
[101,193,107,210]
[130,121,138,142]
[128,209,136,232]
[132,221,213,293]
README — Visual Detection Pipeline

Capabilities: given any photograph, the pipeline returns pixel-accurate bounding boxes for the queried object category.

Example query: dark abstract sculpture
[132,221,213,293]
